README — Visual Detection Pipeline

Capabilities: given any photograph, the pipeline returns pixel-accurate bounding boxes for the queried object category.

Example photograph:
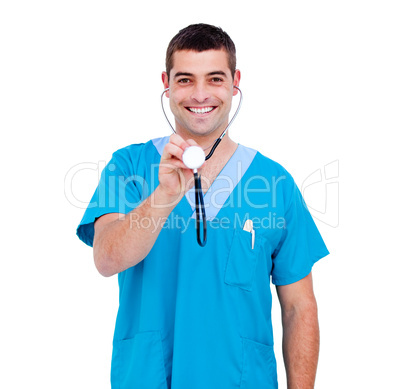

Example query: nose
[190,81,211,103]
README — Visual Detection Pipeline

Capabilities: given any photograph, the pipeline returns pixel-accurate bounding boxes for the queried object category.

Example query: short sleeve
[271,177,329,285]
[76,149,143,247]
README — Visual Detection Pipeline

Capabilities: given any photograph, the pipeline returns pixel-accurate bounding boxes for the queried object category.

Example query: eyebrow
[173,70,228,79]
[173,72,193,79]
[207,71,228,78]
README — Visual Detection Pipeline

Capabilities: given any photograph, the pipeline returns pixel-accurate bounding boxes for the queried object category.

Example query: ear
[233,69,241,96]
[162,72,170,97]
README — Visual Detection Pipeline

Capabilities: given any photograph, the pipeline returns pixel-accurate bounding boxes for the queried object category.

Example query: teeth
[188,107,214,114]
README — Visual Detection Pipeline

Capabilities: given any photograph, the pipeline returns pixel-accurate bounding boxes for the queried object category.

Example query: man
[77,23,329,389]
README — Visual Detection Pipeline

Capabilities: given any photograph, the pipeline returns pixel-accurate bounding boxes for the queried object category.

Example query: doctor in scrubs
[77,23,329,389]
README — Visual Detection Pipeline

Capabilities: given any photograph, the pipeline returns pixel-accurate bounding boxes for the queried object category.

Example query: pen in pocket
[243,220,255,249]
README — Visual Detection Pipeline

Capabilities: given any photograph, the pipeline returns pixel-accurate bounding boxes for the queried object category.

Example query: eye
[178,78,191,84]
[211,77,223,83]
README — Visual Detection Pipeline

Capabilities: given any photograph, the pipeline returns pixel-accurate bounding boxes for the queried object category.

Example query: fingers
[170,133,191,153]
[159,158,187,171]
[186,138,199,147]
[161,134,187,161]
[161,134,203,170]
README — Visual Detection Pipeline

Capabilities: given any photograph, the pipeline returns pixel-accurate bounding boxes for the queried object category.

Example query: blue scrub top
[77,136,329,389]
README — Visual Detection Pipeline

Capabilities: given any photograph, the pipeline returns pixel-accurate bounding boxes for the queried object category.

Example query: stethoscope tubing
[194,171,207,246]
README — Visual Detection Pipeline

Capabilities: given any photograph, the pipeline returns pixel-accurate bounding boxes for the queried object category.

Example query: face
[162,49,240,140]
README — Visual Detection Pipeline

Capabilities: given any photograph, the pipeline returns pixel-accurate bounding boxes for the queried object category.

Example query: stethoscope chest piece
[182,146,205,170]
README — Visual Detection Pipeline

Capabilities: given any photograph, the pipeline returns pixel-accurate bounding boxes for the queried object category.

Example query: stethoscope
[161,85,243,246]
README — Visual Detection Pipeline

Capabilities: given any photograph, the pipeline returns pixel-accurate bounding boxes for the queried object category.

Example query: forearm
[282,300,319,389]
[93,186,180,276]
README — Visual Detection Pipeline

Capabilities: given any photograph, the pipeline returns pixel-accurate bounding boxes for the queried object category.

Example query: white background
[1,1,401,388]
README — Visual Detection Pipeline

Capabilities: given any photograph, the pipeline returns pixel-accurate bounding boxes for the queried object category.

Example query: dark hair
[165,23,236,80]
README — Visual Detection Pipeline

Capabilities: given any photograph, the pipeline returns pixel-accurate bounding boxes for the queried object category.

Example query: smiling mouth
[186,106,216,114]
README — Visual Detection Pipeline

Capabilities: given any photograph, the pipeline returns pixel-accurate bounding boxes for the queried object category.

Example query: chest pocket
[224,229,266,291]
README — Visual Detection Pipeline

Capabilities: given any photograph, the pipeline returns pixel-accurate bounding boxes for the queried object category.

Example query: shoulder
[112,137,162,159]
[110,136,167,168]
[241,144,294,181]
[240,144,298,206]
